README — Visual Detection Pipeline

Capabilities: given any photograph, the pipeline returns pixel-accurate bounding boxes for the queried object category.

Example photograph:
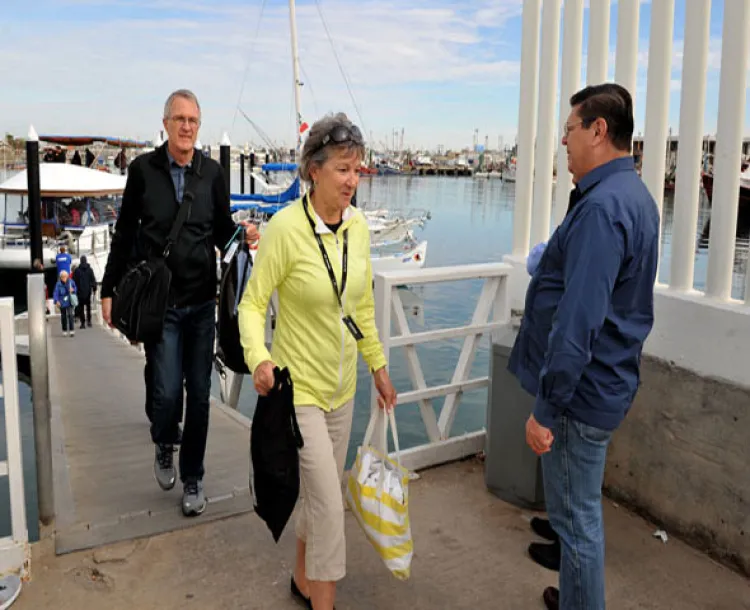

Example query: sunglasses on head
[319,125,364,149]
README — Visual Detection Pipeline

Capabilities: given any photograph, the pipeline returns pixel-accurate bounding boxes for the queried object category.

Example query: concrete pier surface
[14,459,750,610]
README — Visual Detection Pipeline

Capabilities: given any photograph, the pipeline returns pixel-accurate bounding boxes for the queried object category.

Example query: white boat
[371,240,427,274]
[0,163,125,279]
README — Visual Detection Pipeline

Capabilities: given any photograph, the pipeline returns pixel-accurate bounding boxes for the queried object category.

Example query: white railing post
[669,0,712,293]
[641,0,675,221]
[553,0,584,228]
[27,274,54,524]
[587,0,611,85]
[437,277,502,439]
[371,264,512,471]
[530,0,562,246]
[614,0,641,108]
[0,298,29,576]
[512,0,542,257]
[706,1,750,301]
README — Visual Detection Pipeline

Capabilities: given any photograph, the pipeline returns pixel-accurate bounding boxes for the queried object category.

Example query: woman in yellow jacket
[238,113,397,610]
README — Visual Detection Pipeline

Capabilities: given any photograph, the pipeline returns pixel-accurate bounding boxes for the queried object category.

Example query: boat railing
[0,232,57,251]
[0,298,30,577]
[370,262,511,471]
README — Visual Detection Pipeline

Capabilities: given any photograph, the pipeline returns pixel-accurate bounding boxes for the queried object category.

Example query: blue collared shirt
[166,149,191,204]
[508,156,660,431]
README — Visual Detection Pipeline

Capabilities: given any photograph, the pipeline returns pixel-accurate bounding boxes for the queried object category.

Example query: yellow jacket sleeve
[238,217,289,373]
[355,222,388,372]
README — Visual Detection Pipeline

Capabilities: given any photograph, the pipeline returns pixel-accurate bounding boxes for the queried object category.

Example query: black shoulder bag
[111,155,202,343]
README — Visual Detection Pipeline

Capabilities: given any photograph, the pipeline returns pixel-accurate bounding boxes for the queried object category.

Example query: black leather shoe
[543,586,559,610]
[528,540,561,572]
[291,575,312,609]
[531,517,559,542]
[290,575,335,610]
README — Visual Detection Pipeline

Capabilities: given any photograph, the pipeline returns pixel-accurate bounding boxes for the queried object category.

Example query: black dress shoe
[528,540,561,572]
[543,586,559,610]
[531,517,559,543]
[291,575,312,609]
[290,576,335,610]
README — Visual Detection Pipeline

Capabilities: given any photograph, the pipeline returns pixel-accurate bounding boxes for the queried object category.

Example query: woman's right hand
[101,297,113,327]
[253,360,276,396]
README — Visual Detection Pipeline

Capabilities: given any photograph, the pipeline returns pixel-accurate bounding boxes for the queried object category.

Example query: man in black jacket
[72,255,97,329]
[100,89,258,517]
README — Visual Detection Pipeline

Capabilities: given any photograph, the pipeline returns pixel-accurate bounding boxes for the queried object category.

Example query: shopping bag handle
[362,409,402,471]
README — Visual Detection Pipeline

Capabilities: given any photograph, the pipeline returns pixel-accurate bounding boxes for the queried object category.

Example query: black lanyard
[303,195,348,310]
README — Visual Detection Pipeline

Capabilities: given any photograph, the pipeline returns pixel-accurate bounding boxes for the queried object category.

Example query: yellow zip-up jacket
[238,195,387,411]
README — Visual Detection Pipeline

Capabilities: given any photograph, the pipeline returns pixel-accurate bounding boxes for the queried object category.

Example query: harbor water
[216,174,730,466]
[0,171,742,534]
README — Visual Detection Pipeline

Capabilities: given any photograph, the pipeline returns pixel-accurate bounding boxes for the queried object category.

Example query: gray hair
[299,113,365,184]
[163,89,201,119]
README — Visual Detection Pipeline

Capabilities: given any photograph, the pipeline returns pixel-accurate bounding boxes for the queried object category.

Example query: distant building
[631,135,750,172]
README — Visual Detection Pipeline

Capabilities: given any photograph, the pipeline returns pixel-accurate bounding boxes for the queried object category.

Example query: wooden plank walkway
[47,321,253,555]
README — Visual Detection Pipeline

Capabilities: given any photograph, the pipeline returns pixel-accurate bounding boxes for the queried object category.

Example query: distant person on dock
[100,89,259,518]
[72,255,97,329]
[54,270,78,337]
[239,113,397,610]
[55,245,72,277]
[508,83,659,610]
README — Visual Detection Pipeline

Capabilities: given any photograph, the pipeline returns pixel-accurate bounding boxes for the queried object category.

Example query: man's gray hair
[299,113,365,184]
[163,89,201,119]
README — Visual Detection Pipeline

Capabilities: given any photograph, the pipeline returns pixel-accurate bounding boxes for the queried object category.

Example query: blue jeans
[60,306,75,332]
[146,300,215,483]
[542,415,613,610]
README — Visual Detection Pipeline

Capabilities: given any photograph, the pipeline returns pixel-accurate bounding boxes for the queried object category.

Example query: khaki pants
[294,400,354,582]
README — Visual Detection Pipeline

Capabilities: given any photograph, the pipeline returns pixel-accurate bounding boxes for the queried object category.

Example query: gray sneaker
[154,444,176,490]
[182,480,206,517]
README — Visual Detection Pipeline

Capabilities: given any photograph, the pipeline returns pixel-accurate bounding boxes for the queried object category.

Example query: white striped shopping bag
[345,409,413,580]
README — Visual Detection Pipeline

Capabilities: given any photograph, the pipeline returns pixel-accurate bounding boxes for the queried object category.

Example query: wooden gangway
[48,323,253,555]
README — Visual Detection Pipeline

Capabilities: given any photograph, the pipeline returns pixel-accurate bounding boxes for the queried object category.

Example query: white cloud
[0,0,523,149]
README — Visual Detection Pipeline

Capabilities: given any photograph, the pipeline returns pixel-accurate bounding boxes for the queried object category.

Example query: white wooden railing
[370,263,511,471]
[0,298,29,577]
[507,0,750,389]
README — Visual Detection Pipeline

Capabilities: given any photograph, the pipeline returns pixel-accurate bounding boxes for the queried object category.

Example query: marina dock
[1,0,749,606]
[47,323,253,555]
[14,438,750,609]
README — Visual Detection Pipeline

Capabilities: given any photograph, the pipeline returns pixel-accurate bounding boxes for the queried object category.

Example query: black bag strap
[163,151,203,258]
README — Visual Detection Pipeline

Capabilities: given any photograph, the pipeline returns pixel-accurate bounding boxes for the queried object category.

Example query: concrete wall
[604,354,750,576]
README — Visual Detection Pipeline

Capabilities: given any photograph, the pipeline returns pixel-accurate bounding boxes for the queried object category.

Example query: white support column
[669,0,711,293]
[553,0,584,228]
[706,1,750,301]
[512,0,542,257]
[640,0,675,218]
[530,0,562,245]
[614,0,641,107]
[587,0,611,85]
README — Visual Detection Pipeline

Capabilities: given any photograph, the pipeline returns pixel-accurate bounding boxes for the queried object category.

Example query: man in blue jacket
[508,83,659,610]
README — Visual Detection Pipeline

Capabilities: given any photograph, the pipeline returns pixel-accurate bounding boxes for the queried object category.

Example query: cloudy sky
[0,0,745,150]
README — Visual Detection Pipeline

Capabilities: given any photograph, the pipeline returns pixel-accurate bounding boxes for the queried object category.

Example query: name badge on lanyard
[303,196,365,341]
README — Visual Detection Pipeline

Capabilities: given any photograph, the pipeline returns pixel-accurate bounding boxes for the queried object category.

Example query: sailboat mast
[288,0,304,156]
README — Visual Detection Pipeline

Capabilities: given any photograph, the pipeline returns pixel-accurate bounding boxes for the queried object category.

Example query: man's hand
[240,221,260,247]
[526,414,554,455]
[373,367,397,412]
[101,297,113,327]
[253,360,276,396]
